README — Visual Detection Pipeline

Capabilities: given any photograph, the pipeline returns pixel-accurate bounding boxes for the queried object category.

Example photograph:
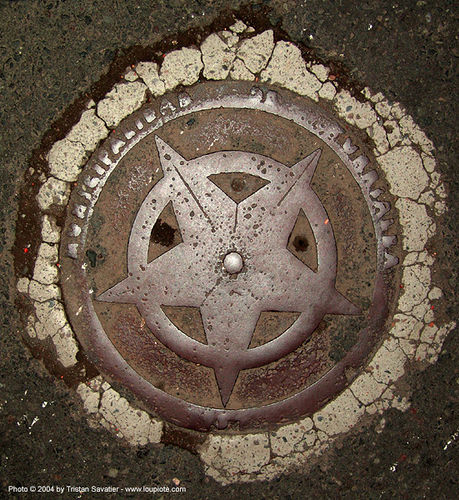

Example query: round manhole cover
[15,21,454,483]
[60,81,398,430]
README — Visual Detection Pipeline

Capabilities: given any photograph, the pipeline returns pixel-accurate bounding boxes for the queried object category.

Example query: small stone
[37,177,70,211]
[237,30,274,74]
[107,468,119,479]
[160,48,203,91]
[135,62,166,96]
[230,20,247,33]
[219,30,238,48]
[97,81,147,128]
[124,69,138,82]
[223,252,243,274]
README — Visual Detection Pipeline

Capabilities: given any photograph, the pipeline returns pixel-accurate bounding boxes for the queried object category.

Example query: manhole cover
[15,21,454,483]
[60,81,397,430]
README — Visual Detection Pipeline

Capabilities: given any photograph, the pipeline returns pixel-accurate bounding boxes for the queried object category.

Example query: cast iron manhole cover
[60,81,397,430]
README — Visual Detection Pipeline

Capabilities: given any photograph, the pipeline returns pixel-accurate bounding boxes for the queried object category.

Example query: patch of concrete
[334,89,377,129]
[77,382,163,446]
[261,41,321,101]
[48,138,87,182]
[378,146,429,199]
[160,47,203,91]
[395,198,436,252]
[318,81,336,100]
[135,62,166,96]
[37,177,70,211]
[230,58,255,80]
[66,108,109,151]
[201,33,236,80]
[97,81,147,128]
[41,215,60,244]
[198,433,270,476]
[237,30,274,74]
[33,243,59,285]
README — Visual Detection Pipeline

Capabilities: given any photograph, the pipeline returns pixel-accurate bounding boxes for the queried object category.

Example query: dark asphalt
[0,1,457,498]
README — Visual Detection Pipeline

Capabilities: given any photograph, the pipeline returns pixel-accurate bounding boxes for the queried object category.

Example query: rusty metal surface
[60,81,398,430]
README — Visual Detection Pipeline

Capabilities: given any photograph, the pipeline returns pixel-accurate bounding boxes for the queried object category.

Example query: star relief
[98,136,360,407]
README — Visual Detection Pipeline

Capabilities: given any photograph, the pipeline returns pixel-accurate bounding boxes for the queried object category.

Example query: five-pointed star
[98,137,359,406]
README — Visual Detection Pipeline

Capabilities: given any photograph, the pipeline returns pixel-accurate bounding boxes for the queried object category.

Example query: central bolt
[223,252,244,274]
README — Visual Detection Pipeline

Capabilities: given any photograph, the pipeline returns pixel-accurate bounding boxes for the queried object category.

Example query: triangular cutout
[287,208,318,272]
[208,172,270,203]
[214,364,240,408]
[249,311,301,348]
[160,305,207,344]
[148,201,183,263]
